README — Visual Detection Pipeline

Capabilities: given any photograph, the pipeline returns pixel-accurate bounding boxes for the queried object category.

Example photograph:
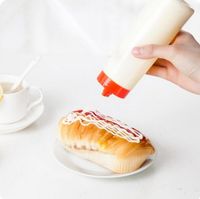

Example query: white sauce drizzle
[62,110,144,143]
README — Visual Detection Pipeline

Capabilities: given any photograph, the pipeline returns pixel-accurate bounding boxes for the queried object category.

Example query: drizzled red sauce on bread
[73,109,146,142]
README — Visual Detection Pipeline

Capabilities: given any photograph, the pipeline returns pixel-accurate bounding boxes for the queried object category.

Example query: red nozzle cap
[97,71,130,98]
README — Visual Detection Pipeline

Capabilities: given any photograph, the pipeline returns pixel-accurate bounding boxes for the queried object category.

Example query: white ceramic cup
[0,75,43,124]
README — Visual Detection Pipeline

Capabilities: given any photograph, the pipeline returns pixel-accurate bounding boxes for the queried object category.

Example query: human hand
[132,31,200,94]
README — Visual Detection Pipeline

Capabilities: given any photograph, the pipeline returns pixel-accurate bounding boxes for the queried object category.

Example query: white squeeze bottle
[97,0,194,98]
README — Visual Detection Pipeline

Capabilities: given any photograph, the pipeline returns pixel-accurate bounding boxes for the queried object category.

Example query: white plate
[0,103,44,134]
[54,140,156,179]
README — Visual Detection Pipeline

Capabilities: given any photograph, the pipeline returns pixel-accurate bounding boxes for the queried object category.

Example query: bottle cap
[97,71,130,98]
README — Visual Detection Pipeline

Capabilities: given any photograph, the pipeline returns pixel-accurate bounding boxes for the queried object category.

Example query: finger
[147,65,168,79]
[132,44,177,61]
[155,59,173,68]
[149,65,200,94]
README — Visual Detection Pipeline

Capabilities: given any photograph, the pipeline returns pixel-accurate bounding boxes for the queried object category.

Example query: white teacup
[0,75,43,124]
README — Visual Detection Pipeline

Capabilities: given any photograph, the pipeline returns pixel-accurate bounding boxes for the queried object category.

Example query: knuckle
[182,32,194,40]
[186,33,194,40]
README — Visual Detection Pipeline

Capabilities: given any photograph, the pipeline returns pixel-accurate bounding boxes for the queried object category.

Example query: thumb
[132,44,177,61]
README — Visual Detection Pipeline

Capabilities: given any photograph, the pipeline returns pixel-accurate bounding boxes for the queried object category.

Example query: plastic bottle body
[97,0,194,98]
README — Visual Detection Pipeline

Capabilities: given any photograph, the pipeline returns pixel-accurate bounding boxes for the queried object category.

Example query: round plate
[54,140,156,179]
[0,103,44,134]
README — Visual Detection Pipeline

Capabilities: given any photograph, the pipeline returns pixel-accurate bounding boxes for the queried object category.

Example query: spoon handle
[11,56,41,92]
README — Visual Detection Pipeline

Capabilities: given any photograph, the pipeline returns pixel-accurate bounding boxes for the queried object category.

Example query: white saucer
[54,140,156,179]
[0,103,44,134]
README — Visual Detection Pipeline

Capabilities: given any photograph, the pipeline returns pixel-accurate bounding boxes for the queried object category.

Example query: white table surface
[0,0,200,199]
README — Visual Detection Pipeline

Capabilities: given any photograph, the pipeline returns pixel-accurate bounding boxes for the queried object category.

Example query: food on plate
[59,109,155,173]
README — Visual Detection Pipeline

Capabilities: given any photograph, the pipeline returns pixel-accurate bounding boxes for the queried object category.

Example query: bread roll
[59,110,155,174]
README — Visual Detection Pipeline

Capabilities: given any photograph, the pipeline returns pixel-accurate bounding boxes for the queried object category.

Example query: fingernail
[132,47,142,55]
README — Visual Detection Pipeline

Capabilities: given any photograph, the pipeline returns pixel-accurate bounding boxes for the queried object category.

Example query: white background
[0,0,200,199]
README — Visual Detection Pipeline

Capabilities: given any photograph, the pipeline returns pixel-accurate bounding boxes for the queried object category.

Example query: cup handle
[27,87,43,112]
